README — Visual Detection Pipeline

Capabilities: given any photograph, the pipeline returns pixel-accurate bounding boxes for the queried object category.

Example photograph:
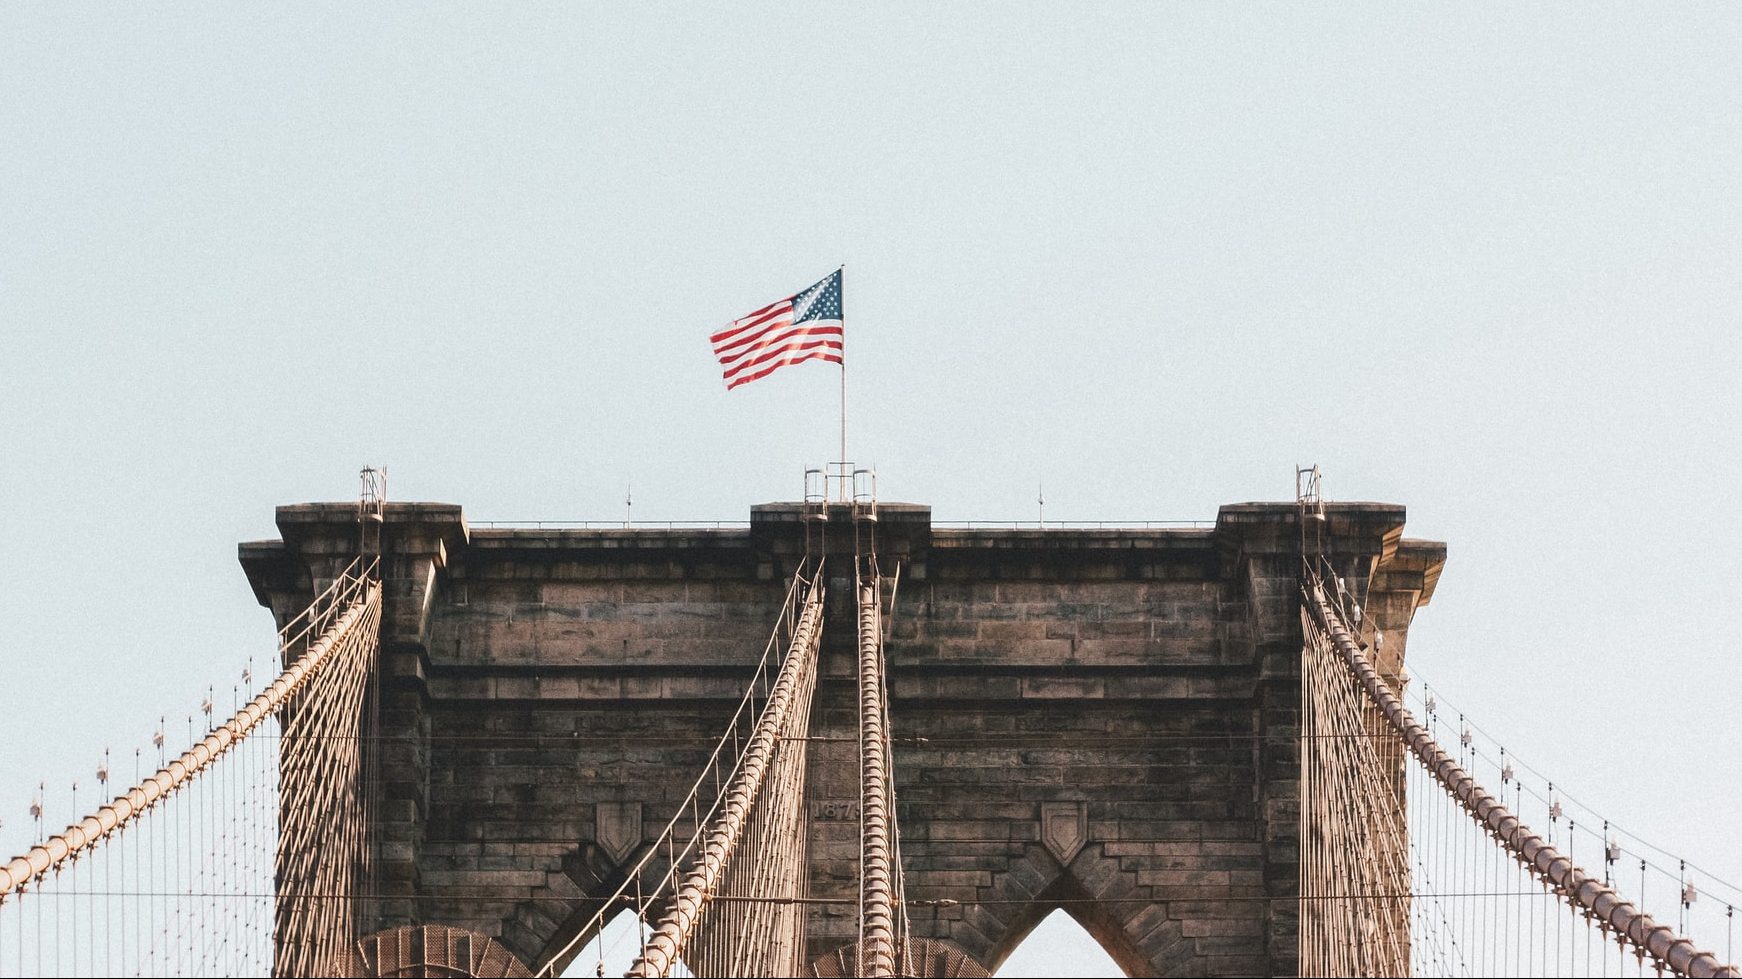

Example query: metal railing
[469,518,1216,530]
[934,519,1213,529]
[468,520,749,530]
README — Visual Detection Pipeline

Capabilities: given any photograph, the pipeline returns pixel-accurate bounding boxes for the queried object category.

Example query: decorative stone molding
[595,801,642,864]
[1039,801,1088,865]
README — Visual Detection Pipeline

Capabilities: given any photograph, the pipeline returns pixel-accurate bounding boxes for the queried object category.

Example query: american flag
[711,269,844,390]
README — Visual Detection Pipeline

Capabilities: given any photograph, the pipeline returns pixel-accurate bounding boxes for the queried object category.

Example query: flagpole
[839,264,847,503]
[840,364,847,502]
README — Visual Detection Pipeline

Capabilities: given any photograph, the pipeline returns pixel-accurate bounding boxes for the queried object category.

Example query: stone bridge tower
[242,499,1443,977]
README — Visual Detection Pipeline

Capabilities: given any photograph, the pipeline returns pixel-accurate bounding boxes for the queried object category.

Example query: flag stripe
[716,322,841,367]
[712,315,798,361]
[725,349,843,390]
[722,334,845,380]
[721,339,843,381]
[709,301,793,345]
[739,295,789,321]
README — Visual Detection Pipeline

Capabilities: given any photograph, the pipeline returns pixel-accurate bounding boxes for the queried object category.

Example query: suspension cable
[1302,568,1738,979]
[0,559,378,897]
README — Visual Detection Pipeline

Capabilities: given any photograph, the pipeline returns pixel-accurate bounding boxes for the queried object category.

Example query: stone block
[1019,676,1104,699]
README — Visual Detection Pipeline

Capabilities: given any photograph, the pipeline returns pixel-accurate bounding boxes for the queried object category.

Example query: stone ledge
[468,528,753,551]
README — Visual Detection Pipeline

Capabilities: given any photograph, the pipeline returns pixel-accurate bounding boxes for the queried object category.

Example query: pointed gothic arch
[494,840,645,975]
[997,909,1124,977]
[945,843,1208,979]
[553,907,661,978]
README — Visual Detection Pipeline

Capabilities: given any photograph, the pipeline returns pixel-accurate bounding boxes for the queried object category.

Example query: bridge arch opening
[969,845,1167,978]
[993,909,1124,978]
[553,908,695,978]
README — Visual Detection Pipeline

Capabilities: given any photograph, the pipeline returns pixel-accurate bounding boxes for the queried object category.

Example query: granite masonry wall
[242,499,1443,978]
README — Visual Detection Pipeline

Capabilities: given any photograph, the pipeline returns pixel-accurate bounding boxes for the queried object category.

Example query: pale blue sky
[3,5,1739,975]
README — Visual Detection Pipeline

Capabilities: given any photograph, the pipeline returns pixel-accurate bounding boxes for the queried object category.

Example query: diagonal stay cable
[1302,571,1737,979]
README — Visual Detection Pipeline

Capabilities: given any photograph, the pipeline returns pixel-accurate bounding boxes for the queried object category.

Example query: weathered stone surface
[243,499,1442,978]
